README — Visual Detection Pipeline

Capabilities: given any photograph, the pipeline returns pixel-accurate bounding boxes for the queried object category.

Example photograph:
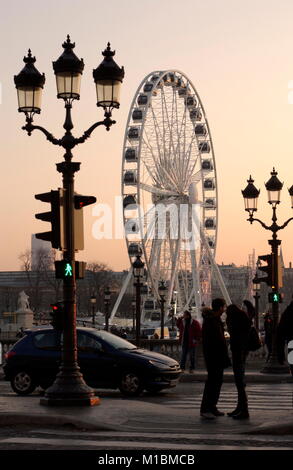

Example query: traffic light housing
[55,260,73,279]
[268,292,283,303]
[74,195,96,209]
[50,302,65,330]
[35,189,64,249]
[257,254,274,287]
[55,260,86,279]
[74,194,96,251]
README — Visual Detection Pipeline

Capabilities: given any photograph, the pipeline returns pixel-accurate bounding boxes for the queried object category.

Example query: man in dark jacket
[277,301,293,376]
[200,298,231,419]
[176,311,201,373]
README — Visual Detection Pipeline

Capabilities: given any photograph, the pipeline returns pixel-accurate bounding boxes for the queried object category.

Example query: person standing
[264,312,273,362]
[243,299,256,323]
[277,300,293,377]
[200,298,230,419]
[226,304,251,419]
[176,310,201,373]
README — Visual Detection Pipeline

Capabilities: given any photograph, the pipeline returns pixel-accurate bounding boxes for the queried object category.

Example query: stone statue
[17,291,30,311]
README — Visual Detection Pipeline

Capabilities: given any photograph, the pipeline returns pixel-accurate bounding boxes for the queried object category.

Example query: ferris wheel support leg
[167,238,180,306]
[109,268,133,322]
[200,228,232,306]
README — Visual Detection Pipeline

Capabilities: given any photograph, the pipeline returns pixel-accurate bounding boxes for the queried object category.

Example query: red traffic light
[74,195,96,209]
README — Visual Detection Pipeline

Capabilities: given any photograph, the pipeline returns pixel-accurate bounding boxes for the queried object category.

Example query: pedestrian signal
[268,292,283,303]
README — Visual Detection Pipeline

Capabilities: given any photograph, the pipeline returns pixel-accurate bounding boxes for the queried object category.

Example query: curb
[180,371,293,384]
[0,412,127,431]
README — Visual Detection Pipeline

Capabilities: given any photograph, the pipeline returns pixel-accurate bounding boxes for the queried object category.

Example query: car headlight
[148,360,171,370]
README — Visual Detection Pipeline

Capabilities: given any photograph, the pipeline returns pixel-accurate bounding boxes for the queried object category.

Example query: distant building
[31,235,51,270]
[212,264,251,306]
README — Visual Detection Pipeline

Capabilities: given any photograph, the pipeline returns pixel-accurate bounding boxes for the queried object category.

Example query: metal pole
[92,303,95,327]
[40,105,97,406]
[261,229,287,373]
[105,302,109,331]
[160,297,165,339]
[135,279,141,347]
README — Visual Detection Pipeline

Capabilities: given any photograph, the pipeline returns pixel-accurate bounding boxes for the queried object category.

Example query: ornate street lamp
[265,168,283,206]
[242,168,293,374]
[133,255,145,346]
[14,49,45,116]
[93,42,124,112]
[131,297,136,335]
[104,286,111,331]
[158,280,167,340]
[53,35,84,101]
[241,176,260,216]
[170,297,175,332]
[14,36,124,407]
[90,295,96,327]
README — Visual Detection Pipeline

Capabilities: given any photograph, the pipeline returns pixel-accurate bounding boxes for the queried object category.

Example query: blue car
[3,327,181,397]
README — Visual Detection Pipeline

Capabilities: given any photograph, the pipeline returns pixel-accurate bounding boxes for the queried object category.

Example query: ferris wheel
[121,70,225,316]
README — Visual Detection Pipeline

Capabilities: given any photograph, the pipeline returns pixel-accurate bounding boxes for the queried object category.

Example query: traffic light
[50,302,65,330]
[74,195,96,209]
[268,292,283,303]
[54,260,86,279]
[74,193,96,251]
[35,189,64,249]
[55,260,73,279]
[257,254,274,287]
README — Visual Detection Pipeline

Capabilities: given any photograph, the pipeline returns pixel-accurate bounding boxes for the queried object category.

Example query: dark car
[3,327,181,397]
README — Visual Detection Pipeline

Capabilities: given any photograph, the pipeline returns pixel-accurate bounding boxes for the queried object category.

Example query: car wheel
[119,372,143,397]
[11,370,36,396]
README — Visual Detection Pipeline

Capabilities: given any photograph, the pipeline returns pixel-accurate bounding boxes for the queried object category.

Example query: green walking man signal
[64,262,73,277]
[268,292,283,303]
[55,260,86,279]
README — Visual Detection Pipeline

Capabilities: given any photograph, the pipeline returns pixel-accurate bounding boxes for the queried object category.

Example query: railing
[137,338,268,368]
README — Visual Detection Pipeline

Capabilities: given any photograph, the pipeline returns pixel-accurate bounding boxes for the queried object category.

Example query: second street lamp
[14,37,124,406]
[90,295,97,327]
[158,280,167,340]
[133,255,145,347]
[242,168,293,374]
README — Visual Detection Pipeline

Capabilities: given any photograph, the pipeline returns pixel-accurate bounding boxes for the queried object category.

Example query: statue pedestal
[15,309,34,330]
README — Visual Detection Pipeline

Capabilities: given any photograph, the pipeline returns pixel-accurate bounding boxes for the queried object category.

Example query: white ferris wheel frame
[117,70,230,320]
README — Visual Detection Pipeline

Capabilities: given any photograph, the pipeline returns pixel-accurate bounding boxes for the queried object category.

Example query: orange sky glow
[1,0,293,272]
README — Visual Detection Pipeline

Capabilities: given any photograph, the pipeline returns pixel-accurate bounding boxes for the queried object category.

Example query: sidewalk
[0,385,292,437]
[0,367,292,436]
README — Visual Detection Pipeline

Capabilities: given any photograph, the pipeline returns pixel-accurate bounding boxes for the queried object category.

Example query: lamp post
[104,286,111,331]
[131,297,136,335]
[242,168,293,373]
[133,255,145,347]
[90,295,96,327]
[170,297,175,332]
[14,37,124,406]
[158,280,167,340]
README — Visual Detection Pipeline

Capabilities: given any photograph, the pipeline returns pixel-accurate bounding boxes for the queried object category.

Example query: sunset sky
[1,0,293,272]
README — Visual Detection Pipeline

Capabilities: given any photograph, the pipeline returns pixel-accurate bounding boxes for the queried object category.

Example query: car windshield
[92,330,137,350]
